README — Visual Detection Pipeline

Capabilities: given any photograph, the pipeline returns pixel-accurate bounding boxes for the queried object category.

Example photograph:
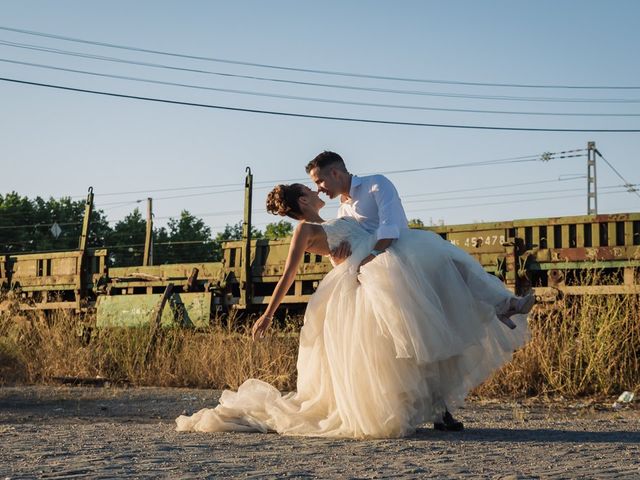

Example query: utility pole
[78,187,94,253]
[240,167,253,309]
[142,197,153,266]
[77,186,94,309]
[587,141,598,215]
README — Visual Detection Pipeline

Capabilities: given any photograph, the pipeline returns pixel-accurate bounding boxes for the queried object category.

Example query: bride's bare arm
[252,223,325,339]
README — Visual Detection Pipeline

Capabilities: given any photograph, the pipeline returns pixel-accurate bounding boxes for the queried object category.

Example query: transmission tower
[587,141,598,215]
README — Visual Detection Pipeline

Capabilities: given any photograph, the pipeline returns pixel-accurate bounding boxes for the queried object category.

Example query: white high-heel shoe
[497,292,535,329]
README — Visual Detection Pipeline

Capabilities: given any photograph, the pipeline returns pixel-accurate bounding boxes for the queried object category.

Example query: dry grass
[476,290,640,398]
[1,280,639,398]
[0,304,299,391]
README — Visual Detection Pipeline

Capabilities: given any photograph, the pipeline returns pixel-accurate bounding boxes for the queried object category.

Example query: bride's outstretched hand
[252,314,273,340]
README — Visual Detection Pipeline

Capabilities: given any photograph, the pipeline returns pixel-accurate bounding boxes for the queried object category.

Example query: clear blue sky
[2,0,639,234]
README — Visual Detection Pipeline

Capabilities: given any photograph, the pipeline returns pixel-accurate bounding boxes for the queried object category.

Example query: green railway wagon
[425,213,640,300]
[0,248,107,311]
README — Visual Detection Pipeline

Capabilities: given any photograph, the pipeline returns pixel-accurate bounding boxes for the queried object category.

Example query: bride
[175,183,532,438]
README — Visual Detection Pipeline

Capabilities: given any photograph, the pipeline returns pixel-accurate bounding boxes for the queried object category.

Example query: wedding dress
[175,218,529,438]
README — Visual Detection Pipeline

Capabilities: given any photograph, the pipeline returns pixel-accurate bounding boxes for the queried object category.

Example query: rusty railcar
[0,249,107,311]
[426,213,640,301]
[0,189,108,312]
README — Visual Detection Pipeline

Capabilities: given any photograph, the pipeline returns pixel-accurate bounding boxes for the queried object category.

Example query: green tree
[264,220,293,239]
[155,210,215,264]
[210,221,264,261]
[107,208,146,266]
[0,192,37,253]
[0,192,111,253]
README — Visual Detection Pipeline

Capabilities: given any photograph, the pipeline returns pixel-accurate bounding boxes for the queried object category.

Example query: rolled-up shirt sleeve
[370,176,407,240]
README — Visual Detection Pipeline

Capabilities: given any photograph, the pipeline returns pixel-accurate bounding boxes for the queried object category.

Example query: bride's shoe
[513,291,536,315]
[496,292,536,329]
[497,313,517,329]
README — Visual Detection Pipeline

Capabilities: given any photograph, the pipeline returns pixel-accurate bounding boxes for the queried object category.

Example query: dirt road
[0,386,638,479]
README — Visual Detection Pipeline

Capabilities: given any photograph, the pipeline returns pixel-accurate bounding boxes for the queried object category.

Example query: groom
[306,151,409,270]
[305,150,465,432]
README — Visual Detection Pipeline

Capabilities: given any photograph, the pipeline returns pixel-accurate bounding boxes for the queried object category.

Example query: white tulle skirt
[176,228,529,438]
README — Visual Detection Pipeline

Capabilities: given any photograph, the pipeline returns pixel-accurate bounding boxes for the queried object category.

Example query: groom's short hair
[305,151,347,174]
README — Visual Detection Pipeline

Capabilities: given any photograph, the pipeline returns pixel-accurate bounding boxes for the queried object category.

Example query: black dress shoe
[433,411,464,431]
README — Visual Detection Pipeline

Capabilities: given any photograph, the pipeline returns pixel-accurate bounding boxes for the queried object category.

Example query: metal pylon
[587,141,597,215]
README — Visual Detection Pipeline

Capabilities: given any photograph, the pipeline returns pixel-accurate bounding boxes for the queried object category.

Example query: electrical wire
[4,56,640,113]
[1,25,639,90]
[1,155,585,222]
[6,77,637,132]
[404,183,638,205]
[0,151,593,223]
[406,189,633,213]
[64,150,583,201]
[402,175,586,198]
[595,150,640,201]
[0,220,81,230]
[4,181,633,231]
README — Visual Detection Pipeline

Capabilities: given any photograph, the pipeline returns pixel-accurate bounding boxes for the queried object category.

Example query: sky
[1,0,639,237]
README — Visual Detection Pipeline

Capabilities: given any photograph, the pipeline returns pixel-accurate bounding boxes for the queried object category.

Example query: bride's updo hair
[266,183,306,219]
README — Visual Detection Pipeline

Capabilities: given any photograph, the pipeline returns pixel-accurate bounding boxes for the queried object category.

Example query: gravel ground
[0,385,638,479]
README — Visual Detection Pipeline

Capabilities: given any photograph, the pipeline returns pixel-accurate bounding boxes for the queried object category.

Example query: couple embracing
[176,151,534,438]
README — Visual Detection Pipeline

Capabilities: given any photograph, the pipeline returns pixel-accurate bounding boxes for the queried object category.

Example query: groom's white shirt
[338,174,409,240]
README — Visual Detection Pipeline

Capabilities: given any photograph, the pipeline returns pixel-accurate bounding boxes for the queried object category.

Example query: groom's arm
[371,175,407,242]
[357,176,407,270]
[358,238,393,270]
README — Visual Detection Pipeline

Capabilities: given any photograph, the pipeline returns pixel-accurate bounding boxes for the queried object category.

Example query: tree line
[0,192,293,267]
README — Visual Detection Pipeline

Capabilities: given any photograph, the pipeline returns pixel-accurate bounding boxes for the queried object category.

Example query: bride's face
[298,185,325,216]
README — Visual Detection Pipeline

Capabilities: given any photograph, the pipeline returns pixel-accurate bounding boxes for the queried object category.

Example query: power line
[95,150,587,200]
[594,150,640,201]
[1,148,631,227]
[4,184,634,232]
[406,189,633,213]
[152,185,272,201]
[100,200,145,209]
[154,210,243,220]
[7,187,638,243]
[0,220,81,230]
[402,175,586,198]
[4,77,638,132]
[4,41,640,104]
[106,239,216,249]
[0,217,288,251]
[404,183,637,205]
[1,25,639,91]
[95,156,548,196]
[84,183,270,199]
[95,187,259,205]
[250,158,584,191]
[6,57,640,117]
[377,154,585,176]
[0,149,589,208]
[0,200,138,217]
[1,238,217,250]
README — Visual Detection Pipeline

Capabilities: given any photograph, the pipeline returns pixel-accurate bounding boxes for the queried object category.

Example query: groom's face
[309,166,342,199]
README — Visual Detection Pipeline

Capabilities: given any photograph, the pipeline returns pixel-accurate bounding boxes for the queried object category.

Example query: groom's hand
[331,240,352,265]
[358,254,375,270]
